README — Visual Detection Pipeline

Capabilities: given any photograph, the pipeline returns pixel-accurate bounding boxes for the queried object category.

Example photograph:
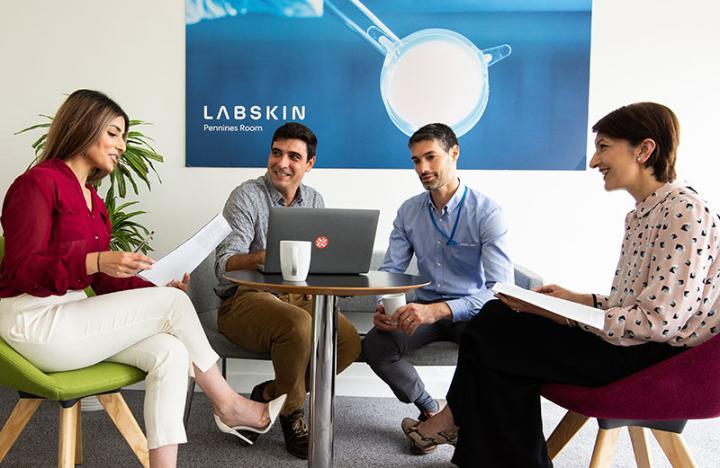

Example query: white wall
[2,1,720,394]
[3,0,719,293]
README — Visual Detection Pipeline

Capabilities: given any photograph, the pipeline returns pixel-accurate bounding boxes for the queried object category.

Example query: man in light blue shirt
[363,123,513,437]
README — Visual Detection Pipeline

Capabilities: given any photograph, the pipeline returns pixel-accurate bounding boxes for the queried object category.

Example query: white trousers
[0,287,219,449]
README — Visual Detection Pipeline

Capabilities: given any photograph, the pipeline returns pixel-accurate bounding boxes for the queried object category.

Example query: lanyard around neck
[428,186,468,246]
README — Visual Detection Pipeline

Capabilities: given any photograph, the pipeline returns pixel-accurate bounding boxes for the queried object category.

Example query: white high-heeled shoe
[214,394,287,445]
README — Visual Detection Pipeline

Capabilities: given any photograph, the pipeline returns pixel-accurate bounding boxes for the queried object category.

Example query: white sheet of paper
[491,282,605,329]
[139,214,231,286]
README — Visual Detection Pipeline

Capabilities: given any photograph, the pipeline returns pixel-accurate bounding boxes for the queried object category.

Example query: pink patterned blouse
[585,183,720,347]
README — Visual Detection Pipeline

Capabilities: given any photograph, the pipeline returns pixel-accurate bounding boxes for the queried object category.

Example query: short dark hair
[592,102,680,183]
[408,123,458,153]
[271,122,317,160]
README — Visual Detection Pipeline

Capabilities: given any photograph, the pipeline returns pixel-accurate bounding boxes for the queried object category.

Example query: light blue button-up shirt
[380,181,513,322]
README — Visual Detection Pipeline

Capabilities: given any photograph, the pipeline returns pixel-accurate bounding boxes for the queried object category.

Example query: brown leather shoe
[280,409,309,459]
[401,417,458,455]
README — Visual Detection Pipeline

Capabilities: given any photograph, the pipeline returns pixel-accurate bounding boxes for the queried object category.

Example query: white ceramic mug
[381,292,406,316]
[280,240,312,282]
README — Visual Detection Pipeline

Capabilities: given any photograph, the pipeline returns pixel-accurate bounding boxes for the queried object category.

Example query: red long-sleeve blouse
[0,158,153,297]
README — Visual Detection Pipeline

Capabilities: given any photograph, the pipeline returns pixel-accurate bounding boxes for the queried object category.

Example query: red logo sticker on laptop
[314,236,329,249]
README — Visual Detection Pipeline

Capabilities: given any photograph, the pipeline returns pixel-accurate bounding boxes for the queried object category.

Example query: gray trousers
[362,317,467,403]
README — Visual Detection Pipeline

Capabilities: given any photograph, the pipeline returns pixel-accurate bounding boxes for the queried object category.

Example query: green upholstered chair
[0,236,149,467]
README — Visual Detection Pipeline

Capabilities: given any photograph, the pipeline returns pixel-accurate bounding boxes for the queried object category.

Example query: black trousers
[446,300,686,468]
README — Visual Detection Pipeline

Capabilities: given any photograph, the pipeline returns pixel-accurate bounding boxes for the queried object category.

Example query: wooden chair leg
[0,398,43,462]
[628,426,652,468]
[97,393,150,468]
[58,403,79,468]
[75,403,83,465]
[589,427,621,468]
[546,410,589,459]
[651,429,698,468]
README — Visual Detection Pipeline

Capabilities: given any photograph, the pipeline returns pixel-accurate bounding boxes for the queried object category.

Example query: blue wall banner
[186,0,591,170]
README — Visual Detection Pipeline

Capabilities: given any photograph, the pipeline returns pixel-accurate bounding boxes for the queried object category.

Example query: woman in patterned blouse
[400,102,720,467]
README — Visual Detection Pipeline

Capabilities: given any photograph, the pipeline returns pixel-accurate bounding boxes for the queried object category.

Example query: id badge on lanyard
[428,186,468,246]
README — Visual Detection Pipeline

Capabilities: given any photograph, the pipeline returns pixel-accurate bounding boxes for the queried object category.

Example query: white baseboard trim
[127,360,456,399]
[224,360,455,398]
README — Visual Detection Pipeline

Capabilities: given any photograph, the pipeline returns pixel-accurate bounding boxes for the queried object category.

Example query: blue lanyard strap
[428,186,468,246]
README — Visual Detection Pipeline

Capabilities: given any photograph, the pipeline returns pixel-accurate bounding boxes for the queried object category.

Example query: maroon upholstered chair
[541,333,720,467]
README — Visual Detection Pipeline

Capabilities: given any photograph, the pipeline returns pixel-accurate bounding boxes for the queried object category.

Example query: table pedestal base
[308,294,336,468]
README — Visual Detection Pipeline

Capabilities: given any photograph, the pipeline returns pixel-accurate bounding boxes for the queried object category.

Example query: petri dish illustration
[380,29,510,137]
[326,0,511,137]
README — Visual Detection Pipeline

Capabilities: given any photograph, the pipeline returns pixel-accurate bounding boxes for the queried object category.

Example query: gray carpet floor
[1,386,718,467]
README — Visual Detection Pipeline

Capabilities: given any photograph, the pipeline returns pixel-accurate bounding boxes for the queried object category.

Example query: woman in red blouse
[0,90,284,467]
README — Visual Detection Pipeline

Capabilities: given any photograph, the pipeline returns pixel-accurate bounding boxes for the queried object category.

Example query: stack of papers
[139,214,231,286]
[491,282,604,329]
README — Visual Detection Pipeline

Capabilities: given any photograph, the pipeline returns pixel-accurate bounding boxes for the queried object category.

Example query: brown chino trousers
[218,288,361,415]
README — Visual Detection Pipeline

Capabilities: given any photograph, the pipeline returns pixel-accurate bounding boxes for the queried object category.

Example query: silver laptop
[259,207,379,274]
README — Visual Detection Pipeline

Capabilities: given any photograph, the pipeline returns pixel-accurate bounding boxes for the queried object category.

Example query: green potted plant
[16,115,164,253]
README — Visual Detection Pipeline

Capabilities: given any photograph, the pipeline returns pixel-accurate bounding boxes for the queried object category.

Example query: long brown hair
[37,89,129,182]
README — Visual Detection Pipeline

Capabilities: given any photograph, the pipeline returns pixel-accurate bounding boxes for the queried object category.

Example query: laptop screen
[262,207,379,274]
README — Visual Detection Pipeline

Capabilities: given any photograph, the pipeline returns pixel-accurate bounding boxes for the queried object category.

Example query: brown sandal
[401,417,458,455]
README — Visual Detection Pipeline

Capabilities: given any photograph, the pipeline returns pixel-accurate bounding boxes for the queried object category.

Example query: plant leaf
[118,162,140,194]
[14,122,52,135]
[31,133,47,151]
[120,152,150,191]
[130,145,164,163]
[115,166,127,198]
